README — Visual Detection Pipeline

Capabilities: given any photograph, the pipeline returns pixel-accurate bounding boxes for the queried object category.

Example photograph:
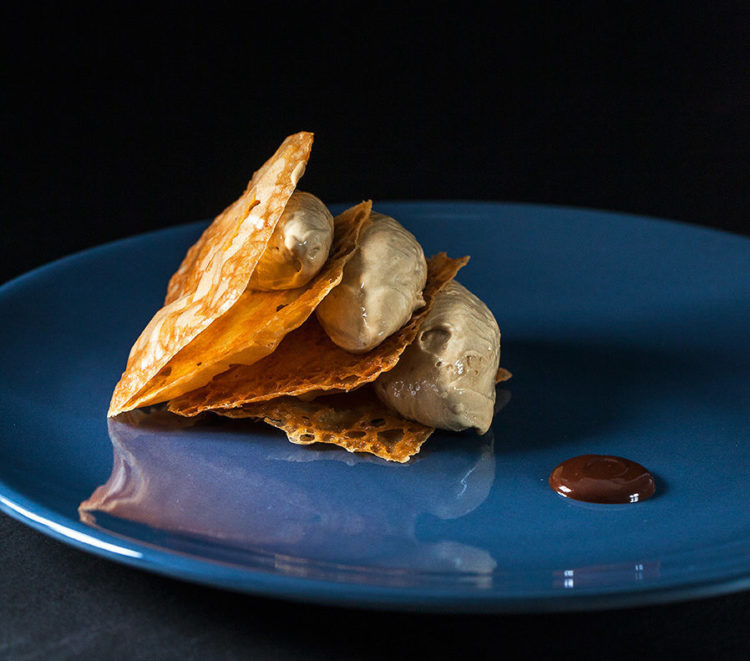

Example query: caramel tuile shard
[168,253,468,416]
[219,386,434,463]
[109,197,369,416]
[495,367,512,383]
[109,132,314,416]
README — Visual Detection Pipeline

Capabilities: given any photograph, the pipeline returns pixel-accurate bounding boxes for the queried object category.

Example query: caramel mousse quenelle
[250,191,334,291]
[316,212,428,352]
[374,281,501,434]
[316,213,502,434]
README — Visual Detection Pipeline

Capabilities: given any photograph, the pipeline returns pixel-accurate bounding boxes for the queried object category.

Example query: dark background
[2,3,749,659]
[3,3,750,285]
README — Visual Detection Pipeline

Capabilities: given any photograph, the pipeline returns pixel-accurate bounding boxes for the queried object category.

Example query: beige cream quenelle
[249,191,334,290]
[374,281,501,434]
[316,212,428,352]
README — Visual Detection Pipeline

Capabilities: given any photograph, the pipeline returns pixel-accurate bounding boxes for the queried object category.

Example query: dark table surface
[2,3,749,659]
[1,513,749,660]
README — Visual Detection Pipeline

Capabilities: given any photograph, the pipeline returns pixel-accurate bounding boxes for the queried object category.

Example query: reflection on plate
[80,407,501,586]
[0,201,749,611]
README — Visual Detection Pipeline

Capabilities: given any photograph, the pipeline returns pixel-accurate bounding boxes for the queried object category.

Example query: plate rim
[3,483,750,613]
[2,199,748,293]
[1,200,749,612]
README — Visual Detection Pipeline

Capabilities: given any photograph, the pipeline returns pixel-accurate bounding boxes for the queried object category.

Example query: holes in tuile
[377,429,403,443]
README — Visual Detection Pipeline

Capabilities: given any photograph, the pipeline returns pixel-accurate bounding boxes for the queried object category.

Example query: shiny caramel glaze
[549,454,655,504]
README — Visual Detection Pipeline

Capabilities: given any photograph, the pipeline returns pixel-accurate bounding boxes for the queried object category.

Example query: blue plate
[1,202,749,612]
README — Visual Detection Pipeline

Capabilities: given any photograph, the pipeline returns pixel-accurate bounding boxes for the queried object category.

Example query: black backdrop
[2,3,749,659]
[3,3,750,285]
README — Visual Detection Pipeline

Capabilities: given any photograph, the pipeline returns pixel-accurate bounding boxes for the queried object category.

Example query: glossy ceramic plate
[1,202,748,612]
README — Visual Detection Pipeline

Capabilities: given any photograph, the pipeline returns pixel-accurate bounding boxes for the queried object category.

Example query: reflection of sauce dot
[549,454,656,504]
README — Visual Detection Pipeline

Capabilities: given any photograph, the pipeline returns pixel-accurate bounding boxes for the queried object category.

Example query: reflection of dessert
[109,132,509,461]
[80,410,499,578]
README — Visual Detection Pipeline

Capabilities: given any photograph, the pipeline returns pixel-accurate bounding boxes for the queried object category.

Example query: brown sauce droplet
[549,454,655,504]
